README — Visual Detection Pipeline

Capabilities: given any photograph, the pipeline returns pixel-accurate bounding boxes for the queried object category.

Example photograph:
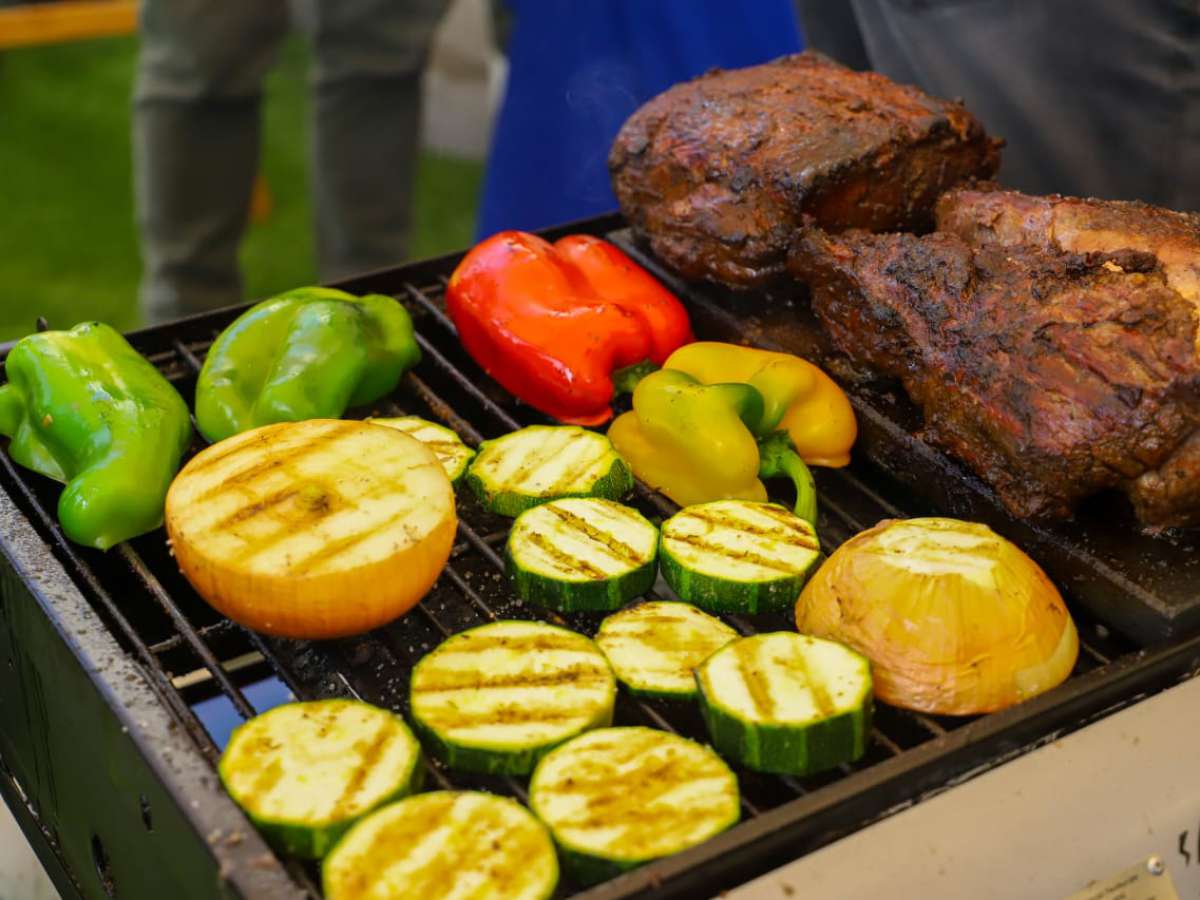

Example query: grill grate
[0,230,1158,899]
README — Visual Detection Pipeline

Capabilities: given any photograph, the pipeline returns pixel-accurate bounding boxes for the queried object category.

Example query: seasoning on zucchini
[465,425,633,516]
[595,601,738,699]
[529,726,740,885]
[696,633,872,776]
[369,415,475,485]
[660,499,821,614]
[506,498,658,612]
[409,620,617,775]
[323,791,559,900]
[218,699,423,859]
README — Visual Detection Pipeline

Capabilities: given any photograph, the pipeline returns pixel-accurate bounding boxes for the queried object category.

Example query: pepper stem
[612,360,659,395]
[758,431,818,525]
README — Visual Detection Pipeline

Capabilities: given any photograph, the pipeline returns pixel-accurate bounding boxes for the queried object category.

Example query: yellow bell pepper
[608,370,768,508]
[663,342,857,467]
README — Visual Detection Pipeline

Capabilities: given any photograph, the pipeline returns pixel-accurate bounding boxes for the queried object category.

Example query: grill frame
[2,213,1200,900]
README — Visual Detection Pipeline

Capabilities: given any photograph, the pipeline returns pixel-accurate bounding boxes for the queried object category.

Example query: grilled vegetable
[529,727,739,885]
[696,633,872,775]
[660,500,821,614]
[369,415,474,485]
[0,322,192,550]
[195,286,420,443]
[165,419,456,638]
[323,791,558,900]
[796,517,1079,714]
[506,498,658,612]
[465,425,633,516]
[607,370,819,520]
[594,601,738,699]
[445,230,693,425]
[219,699,423,859]
[608,369,768,509]
[409,620,616,774]
[664,342,857,468]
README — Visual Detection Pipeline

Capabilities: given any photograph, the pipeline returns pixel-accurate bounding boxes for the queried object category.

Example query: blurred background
[0,0,502,345]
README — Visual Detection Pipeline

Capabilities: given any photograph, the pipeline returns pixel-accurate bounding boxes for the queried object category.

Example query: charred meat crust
[790,229,1200,526]
[609,52,1001,288]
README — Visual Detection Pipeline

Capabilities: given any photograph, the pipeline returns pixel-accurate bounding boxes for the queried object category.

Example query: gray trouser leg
[296,0,446,281]
[134,0,288,323]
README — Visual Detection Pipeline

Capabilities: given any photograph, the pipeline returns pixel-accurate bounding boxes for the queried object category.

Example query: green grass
[0,36,484,343]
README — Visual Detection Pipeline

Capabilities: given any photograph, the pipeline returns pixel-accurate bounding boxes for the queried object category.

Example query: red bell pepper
[445,231,693,425]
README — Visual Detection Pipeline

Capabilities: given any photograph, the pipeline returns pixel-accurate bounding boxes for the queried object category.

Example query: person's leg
[298,0,446,281]
[134,0,289,323]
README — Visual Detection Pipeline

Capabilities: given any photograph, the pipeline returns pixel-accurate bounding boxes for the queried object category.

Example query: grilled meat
[609,52,1001,288]
[934,187,1200,526]
[790,229,1200,527]
[937,186,1200,330]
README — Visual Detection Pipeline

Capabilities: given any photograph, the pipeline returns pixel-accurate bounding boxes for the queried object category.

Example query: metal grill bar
[117,544,256,719]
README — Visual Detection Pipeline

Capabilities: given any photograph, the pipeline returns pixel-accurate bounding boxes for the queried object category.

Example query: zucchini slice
[506,498,658,612]
[409,620,617,775]
[465,425,633,516]
[595,601,739,699]
[529,726,740,885]
[369,416,475,484]
[323,791,558,900]
[660,500,822,614]
[696,632,872,776]
[218,699,423,859]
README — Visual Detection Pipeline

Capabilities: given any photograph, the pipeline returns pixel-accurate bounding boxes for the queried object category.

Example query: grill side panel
[0,489,307,900]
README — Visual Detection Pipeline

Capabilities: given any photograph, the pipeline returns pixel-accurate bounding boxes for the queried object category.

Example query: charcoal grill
[3,214,1200,900]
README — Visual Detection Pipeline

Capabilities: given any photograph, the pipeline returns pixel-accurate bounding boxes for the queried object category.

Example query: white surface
[730,675,1200,900]
[0,800,57,900]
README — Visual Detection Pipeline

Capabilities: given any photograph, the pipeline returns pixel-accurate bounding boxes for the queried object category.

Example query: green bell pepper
[0,322,192,550]
[195,287,421,443]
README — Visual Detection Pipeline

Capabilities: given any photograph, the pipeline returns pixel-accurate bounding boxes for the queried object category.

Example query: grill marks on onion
[171,420,446,577]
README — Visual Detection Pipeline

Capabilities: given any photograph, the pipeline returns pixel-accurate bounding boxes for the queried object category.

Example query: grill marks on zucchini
[466,425,633,516]
[322,791,559,900]
[507,498,659,611]
[409,621,617,774]
[218,699,423,859]
[660,500,823,614]
[369,416,475,484]
[696,633,873,776]
[595,601,739,698]
[529,727,739,884]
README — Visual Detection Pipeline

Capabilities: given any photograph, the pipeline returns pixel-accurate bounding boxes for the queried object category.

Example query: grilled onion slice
[166,419,456,638]
[796,517,1078,715]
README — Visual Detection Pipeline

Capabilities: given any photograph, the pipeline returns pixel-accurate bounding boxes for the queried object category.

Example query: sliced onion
[796,517,1078,715]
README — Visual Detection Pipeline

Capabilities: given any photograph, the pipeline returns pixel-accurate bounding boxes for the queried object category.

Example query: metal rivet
[1147,856,1165,876]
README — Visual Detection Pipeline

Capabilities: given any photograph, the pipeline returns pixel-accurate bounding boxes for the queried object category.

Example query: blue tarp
[477,0,803,237]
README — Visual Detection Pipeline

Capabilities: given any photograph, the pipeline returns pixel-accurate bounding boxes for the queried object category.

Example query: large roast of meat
[609,52,1001,287]
[609,55,1200,528]
[790,226,1200,528]
[936,186,1200,317]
